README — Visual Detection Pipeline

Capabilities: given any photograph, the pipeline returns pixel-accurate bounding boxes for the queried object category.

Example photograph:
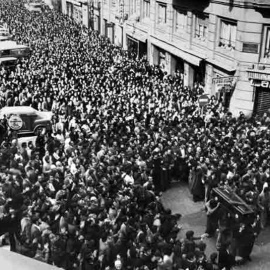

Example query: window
[157,3,166,24]
[130,0,137,14]
[219,20,237,50]
[263,26,270,58]
[142,0,150,18]
[175,9,187,32]
[2,50,10,56]
[194,13,209,41]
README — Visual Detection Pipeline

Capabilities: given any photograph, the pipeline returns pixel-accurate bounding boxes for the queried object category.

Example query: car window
[20,114,35,131]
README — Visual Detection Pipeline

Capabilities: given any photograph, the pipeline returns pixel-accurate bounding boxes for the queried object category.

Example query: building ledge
[247,68,270,81]
[0,248,61,270]
[150,35,203,66]
[253,0,270,9]
[207,58,236,73]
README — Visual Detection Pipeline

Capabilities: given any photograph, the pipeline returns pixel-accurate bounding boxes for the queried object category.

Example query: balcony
[172,0,210,10]
[247,66,270,81]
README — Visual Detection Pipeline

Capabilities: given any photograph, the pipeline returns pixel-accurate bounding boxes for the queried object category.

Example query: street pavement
[161,182,270,270]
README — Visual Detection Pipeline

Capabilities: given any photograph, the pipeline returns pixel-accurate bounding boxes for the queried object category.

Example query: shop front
[115,24,123,47]
[126,34,147,59]
[212,75,237,109]
[152,45,166,68]
[171,55,184,76]
[124,23,148,59]
[127,36,138,58]
[172,56,205,85]
[73,4,82,24]
[65,0,88,27]
[106,23,115,44]
[150,36,203,86]
[66,0,74,18]
[247,69,270,116]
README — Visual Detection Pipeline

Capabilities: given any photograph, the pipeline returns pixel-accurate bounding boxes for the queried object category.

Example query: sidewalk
[161,182,270,270]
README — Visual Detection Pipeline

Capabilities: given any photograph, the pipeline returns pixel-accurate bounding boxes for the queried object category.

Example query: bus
[0,41,30,59]
[25,2,44,12]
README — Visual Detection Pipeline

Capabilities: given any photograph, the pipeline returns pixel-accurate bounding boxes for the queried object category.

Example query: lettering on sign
[199,98,209,102]
[261,81,270,88]
[252,80,270,89]
[212,76,237,85]
[251,80,270,88]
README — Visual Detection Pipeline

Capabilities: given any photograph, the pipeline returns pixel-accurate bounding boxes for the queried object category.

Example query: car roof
[0,41,28,50]
[0,106,37,114]
[0,57,17,62]
[0,35,11,40]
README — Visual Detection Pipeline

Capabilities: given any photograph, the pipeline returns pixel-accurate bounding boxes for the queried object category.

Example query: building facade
[61,0,89,27]
[61,0,270,116]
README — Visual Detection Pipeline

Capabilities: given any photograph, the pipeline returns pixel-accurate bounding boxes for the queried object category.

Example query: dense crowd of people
[0,0,269,269]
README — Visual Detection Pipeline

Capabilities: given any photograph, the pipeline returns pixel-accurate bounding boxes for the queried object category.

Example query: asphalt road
[161,182,270,270]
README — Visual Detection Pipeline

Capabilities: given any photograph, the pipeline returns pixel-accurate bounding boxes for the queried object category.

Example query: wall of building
[145,0,270,116]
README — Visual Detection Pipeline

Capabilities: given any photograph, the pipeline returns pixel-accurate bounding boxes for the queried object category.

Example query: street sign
[8,115,23,130]
[198,94,209,107]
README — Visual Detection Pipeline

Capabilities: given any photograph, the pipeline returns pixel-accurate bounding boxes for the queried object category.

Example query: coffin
[213,187,254,217]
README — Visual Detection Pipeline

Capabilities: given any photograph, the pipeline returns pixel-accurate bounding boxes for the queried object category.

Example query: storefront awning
[126,31,147,43]
[66,0,82,6]
[206,58,236,73]
[150,36,203,66]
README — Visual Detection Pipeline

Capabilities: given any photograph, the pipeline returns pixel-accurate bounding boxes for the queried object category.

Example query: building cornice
[206,0,270,9]
[210,0,253,8]
[253,0,270,9]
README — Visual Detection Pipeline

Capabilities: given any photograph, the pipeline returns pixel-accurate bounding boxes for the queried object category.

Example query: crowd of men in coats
[0,0,269,269]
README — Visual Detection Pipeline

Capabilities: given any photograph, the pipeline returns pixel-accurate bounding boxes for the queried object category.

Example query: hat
[154,250,162,257]
[51,203,61,212]
[114,257,122,269]
[263,182,269,190]
[90,196,98,201]
[186,230,194,239]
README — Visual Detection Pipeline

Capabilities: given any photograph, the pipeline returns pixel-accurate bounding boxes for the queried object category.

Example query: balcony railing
[247,68,270,81]
[219,38,236,51]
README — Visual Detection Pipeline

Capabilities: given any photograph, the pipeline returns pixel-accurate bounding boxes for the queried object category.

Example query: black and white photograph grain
[0,0,270,270]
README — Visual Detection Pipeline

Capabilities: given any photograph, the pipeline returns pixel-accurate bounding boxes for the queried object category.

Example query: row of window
[137,1,237,51]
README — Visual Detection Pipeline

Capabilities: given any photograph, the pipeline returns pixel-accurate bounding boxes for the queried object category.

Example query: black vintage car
[0,106,53,136]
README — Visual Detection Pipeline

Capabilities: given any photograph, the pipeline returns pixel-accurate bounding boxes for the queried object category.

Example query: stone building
[61,0,270,116]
